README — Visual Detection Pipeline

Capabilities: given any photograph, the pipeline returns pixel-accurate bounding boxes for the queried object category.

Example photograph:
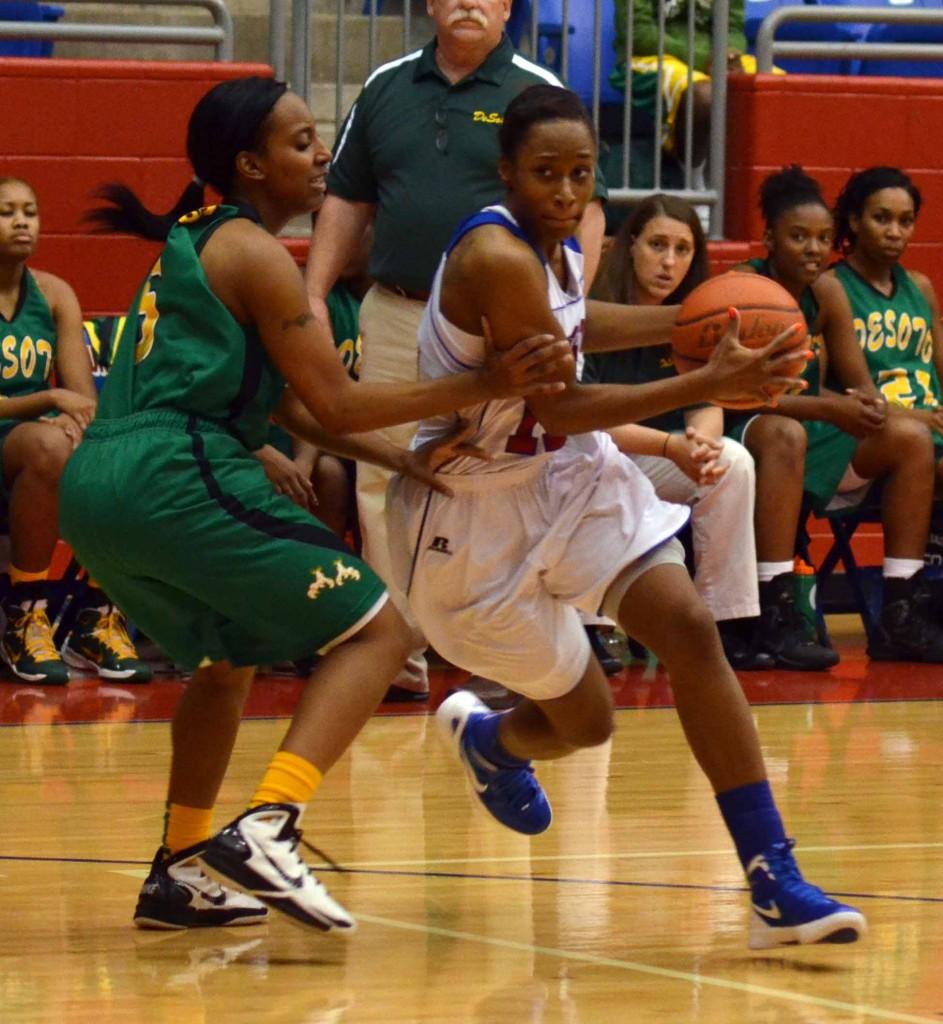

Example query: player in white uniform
[391,84,866,950]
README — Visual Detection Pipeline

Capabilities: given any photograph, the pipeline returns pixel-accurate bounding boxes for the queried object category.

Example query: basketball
[670,273,807,409]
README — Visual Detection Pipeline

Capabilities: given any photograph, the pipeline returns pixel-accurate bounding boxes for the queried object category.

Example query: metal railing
[270,0,731,236]
[756,5,943,73]
[0,0,234,60]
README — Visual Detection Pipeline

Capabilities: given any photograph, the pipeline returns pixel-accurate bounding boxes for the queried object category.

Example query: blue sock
[465,711,529,769]
[715,780,788,871]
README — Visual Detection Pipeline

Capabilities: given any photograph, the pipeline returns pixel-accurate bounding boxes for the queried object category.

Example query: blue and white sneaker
[747,839,867,949]
[436,690,551,835]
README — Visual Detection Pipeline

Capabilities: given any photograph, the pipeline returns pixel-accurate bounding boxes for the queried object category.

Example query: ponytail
[84,75,288,241]
[84,178,206,241]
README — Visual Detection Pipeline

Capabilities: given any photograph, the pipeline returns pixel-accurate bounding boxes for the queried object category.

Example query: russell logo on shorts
[307,559,362,600]
[429,536,452,555]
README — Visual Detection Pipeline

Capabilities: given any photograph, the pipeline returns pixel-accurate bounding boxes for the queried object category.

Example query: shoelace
[93,607,139,659]
[487,763,543,809]
[21,606,60,663]
[761,839,828,899]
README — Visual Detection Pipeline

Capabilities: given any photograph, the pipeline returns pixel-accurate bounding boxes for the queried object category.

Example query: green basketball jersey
[832,260,941,410]
[0,269,56,417]
[325,284,361,381]
[746,258,823,396]
[100,204,285,450]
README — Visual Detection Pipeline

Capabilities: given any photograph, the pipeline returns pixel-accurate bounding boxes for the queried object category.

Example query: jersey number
[0,335,53,382]
[135,258,162,364]
[505,406,565,455]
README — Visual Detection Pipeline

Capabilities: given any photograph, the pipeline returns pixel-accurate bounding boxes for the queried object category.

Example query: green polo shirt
[328,34,608,295]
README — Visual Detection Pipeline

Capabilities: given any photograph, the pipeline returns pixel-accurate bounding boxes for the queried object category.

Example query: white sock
[882,557,923,580]
[757,561,793,583]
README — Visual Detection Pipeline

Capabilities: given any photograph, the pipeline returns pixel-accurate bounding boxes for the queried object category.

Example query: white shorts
[388,434,689,701]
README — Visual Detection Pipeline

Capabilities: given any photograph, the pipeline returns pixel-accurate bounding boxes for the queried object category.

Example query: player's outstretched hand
[480,316,573,398]
[400,419,490,494]
[706,309,810,407]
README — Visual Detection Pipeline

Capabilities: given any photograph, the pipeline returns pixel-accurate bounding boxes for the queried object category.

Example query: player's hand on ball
[480,316,573,398]
[400,419,490,494]
[706,310,810,407]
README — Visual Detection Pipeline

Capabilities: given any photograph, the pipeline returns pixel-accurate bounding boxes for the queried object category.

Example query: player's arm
[38,272,96,401]
[206,223,572,435]
[575,199,606,292]
[815,274,878,395]
[452,231,803,436]
[912,270,943,394]
[582,298,679,353]
[305,194,375,305]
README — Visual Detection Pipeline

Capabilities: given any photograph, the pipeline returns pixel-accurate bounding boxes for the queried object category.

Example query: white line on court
[341,840,943,871]
[358,912,938,1024]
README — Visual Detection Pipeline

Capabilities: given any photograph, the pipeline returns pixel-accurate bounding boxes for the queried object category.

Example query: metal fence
[0,0,233,59]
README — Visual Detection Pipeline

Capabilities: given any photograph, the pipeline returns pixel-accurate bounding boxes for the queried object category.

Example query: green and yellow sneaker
[0,598,69,685]
[63,605,152,682]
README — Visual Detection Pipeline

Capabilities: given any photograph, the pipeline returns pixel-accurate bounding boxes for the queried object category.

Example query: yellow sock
[250,750,323,808]
[162,803,214,855]
[9,564,49,585]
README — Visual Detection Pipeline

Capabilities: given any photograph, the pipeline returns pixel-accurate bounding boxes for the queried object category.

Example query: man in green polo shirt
[306,0,607,697]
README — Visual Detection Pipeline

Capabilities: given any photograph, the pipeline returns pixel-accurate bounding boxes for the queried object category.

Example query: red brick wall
[726,72,943,292]
[0,59,273,315]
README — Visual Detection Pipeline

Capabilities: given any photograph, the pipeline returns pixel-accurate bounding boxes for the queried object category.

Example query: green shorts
[728,415,861,515]
[59,410,387,670]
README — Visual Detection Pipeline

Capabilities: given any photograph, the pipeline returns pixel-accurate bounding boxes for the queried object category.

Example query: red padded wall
[726,72,943,292]
[0,59,273,315]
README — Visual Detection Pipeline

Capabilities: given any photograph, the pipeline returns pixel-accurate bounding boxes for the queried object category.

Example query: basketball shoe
[746,839,867,949]
[867,570,943,662]
[63,604,152,682]
[197,804,356,933]
[0,590,69,685]
[436,690,552,835]
[134,843,268,929]
[758,573,839,671]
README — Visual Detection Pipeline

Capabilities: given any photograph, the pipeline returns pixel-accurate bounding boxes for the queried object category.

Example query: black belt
[380,282,430,302]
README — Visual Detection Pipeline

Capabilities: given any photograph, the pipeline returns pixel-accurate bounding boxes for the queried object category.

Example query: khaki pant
[356,284,429,691]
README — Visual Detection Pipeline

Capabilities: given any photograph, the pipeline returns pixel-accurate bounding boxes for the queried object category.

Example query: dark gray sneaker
[868,570,943,662]
[758,574,839,671]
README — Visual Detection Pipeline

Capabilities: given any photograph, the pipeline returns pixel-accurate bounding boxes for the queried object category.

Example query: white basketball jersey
[412,204,593,476]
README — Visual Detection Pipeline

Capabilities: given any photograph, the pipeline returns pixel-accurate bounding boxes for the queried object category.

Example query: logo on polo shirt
[472,110,503,124]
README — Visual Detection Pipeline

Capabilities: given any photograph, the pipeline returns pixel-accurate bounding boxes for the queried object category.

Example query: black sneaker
[868,570,943,662]
[717,618,775,671]
[62,605,152,682]
[758,574,839,671]
[198,804,356,933]
[585,625,623,676]
[134,843,268,929]
[0,589,69,685]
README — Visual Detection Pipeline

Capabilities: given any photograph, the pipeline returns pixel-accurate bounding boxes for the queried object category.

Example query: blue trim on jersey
[430,314,476,372]
[445,207,579,266]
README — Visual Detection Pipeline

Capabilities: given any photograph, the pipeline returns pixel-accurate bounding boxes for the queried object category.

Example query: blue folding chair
[0,2,64,57]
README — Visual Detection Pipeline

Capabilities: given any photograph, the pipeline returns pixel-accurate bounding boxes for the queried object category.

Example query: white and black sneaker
[134,843,269,929]
[197,803,356,934]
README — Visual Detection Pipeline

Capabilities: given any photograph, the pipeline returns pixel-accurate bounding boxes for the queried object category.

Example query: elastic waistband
[84,409,234,440]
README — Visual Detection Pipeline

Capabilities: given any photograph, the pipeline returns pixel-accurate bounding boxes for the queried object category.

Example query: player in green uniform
[829,167,943,474]
[0,177,149,685]
[732,166,943,663]
[65,76,573,933]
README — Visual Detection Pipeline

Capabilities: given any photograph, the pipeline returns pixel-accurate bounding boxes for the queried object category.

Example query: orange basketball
[670,272,807,409]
